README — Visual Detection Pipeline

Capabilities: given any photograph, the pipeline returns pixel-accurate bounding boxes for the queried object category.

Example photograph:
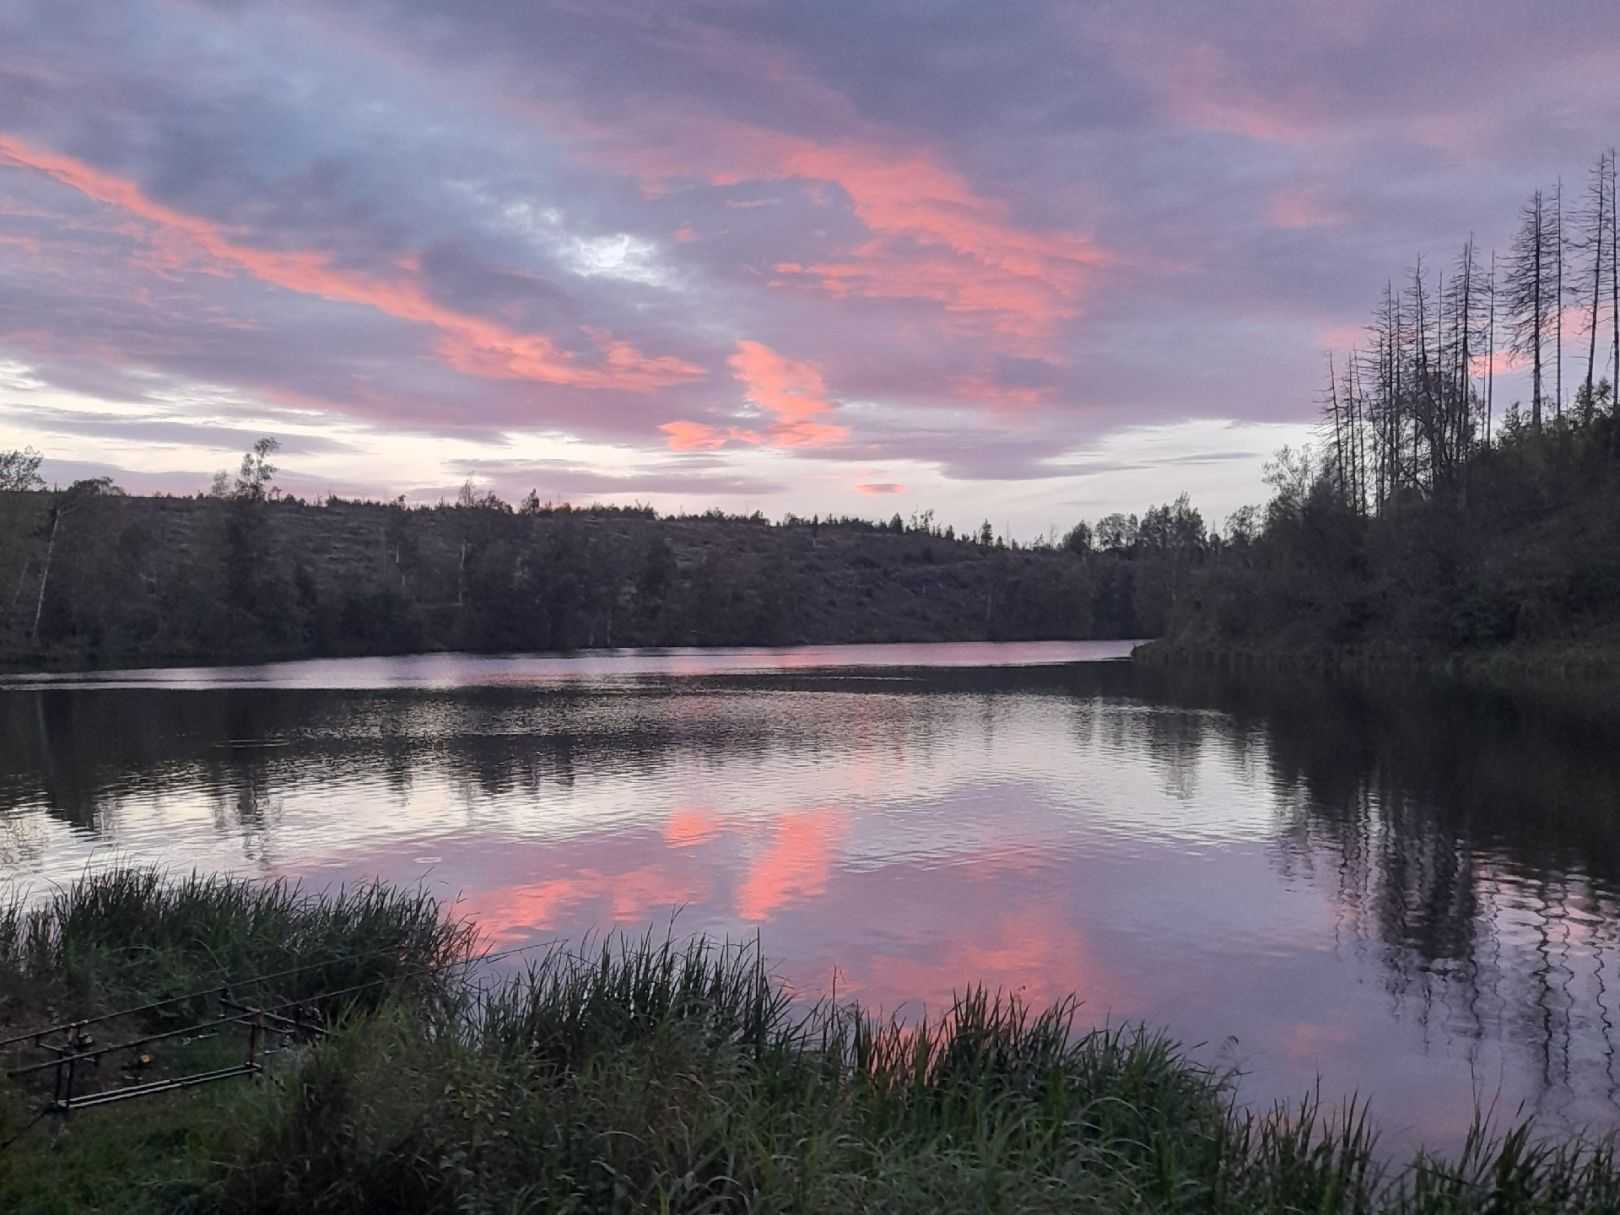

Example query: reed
[0,865,475,1021]
[212,933,1620,1213]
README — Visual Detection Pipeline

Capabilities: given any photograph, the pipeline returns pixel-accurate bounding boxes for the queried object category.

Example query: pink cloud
[1271,187,1351,230]
[0,134,704,392]
[952,371,1052,409]
[730,338,849,445]
[724,138,1104,336]
[659,419,763,451]
[664,807,722,848]
[772,420,848,446]
[0,232,42,255]
[855,482,905,495]
[586,120,1106,350]
[463,862,713,943]
[851,907,1127,1013]
[661,339,849,451]
[1103,36,1314,145]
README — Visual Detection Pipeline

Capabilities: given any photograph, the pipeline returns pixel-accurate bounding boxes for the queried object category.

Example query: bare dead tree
[1368,284,1402,508]
[1611,150,1619,399]
[1577,152,1611,411]
[1555,177,1565,421]
[1407,260,1439,489]
[1448,237,1489,475]
[1324,350,1347,501]
[1487,248,1497,443]
[1351,348,1370,512]
[1507,189,1558,432]
[1335,347,1365,513]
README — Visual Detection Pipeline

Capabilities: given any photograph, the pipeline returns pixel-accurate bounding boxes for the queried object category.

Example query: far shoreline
[1130,637,1620,682]
[0,636,1144,684]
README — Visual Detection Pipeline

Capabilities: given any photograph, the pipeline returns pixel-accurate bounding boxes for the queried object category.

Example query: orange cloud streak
[0,134,703,390]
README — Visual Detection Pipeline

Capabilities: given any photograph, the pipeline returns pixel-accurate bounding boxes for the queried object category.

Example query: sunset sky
[4,2,1620,536]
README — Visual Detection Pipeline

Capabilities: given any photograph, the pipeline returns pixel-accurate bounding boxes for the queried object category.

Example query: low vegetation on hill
[0,442,1200,669]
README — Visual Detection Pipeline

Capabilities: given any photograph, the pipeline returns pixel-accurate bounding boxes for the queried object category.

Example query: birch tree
[30,477,120,641]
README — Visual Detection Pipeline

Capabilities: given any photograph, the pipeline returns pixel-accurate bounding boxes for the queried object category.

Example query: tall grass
[210,933,1620,1214]
[0,866,475,1021]
[4,870,1620,1212]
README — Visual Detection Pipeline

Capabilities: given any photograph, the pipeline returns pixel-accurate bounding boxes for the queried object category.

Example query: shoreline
[0,634,1136,680]
[1130,638,1620,682]
[5,866,1620,1212]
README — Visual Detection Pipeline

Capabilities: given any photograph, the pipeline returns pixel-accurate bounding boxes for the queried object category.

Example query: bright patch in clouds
[0,360,44,391]
[498,199,674,287]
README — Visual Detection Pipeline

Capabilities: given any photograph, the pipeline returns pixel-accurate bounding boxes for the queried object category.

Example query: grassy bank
[3,869,1619,1212]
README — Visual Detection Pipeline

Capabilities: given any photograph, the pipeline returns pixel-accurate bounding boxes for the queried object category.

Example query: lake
[3,640,1619,1154]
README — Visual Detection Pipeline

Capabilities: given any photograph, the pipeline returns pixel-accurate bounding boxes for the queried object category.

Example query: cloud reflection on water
[3,645,1620,1153]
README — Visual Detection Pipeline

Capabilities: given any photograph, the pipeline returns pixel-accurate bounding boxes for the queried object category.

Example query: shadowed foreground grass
[2,869,1619,1213]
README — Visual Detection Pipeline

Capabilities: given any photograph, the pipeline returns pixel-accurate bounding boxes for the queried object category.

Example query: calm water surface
[4,640,1620,1154]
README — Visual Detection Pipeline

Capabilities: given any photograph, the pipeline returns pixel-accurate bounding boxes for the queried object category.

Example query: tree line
[0,441,1223,668]
[1318,151,1620,512]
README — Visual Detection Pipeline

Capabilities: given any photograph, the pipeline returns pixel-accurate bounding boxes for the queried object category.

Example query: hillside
[0,491,1141,669]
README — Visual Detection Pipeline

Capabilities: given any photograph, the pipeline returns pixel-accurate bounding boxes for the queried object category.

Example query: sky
[4,1,1620,537]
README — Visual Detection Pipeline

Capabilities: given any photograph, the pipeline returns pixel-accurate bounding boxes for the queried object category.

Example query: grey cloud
[0,403,355,455]
[446,456,778,499]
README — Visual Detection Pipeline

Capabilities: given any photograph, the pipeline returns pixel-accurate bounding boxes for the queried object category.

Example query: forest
[0,441,1205,669]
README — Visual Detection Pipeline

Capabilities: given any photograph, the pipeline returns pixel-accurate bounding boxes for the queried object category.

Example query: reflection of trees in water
[1141,667,1620,1110]
[211,747,280,863]
[11,661,1619,1112]
[1142,705,1208,802]
[0,672,968,857]
[1082,695,1210,802]
[0,810,46,871]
